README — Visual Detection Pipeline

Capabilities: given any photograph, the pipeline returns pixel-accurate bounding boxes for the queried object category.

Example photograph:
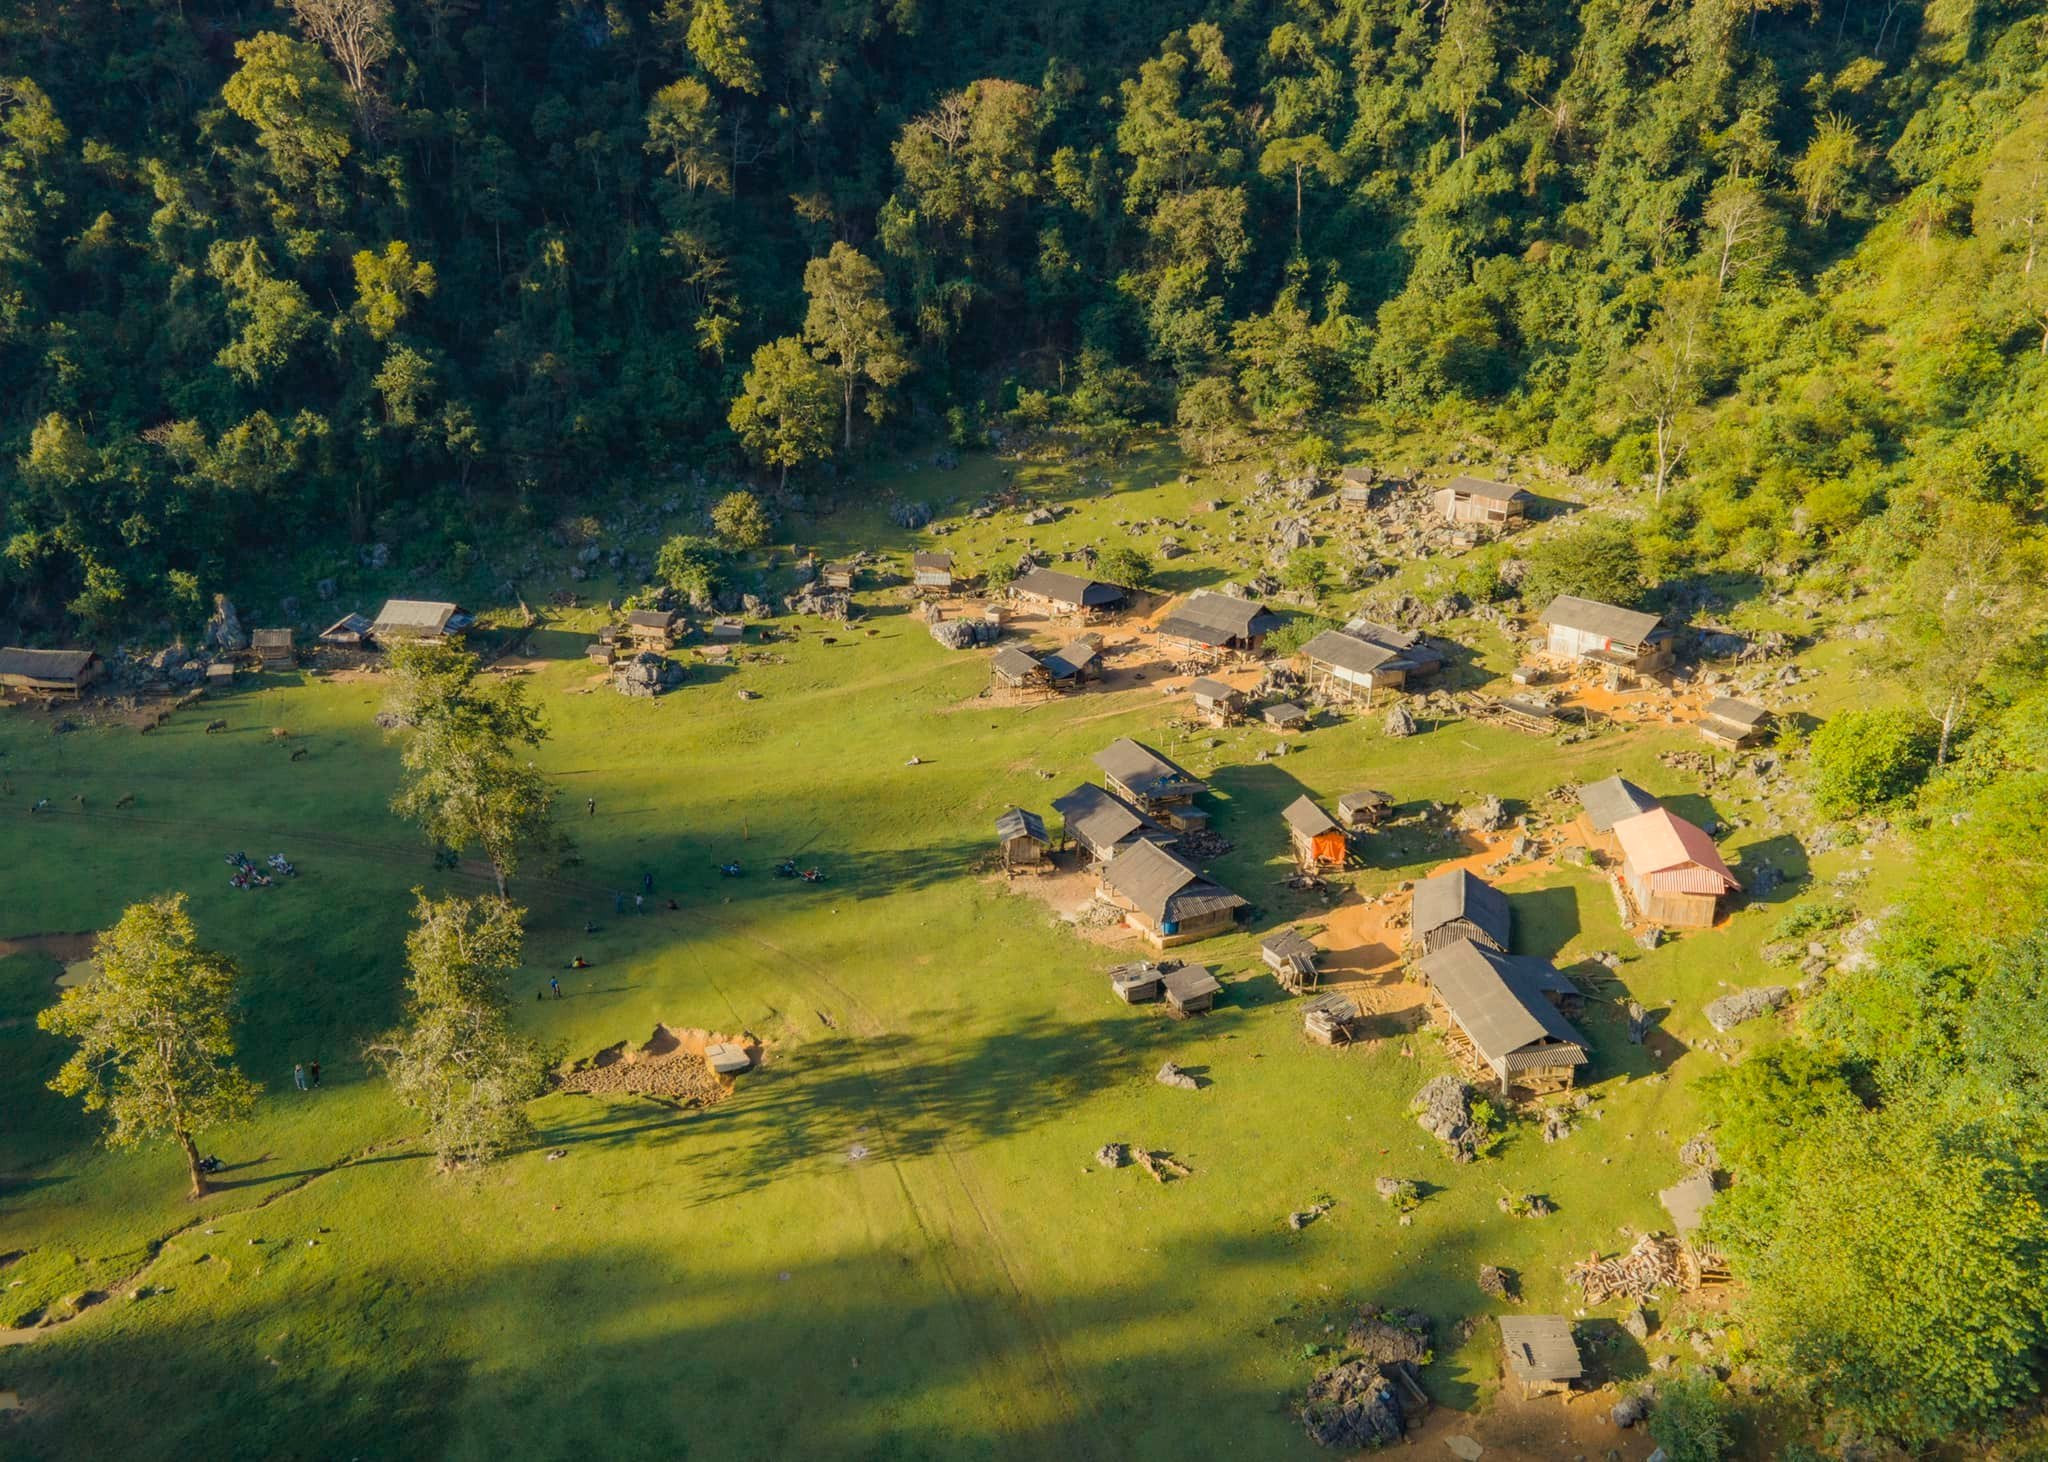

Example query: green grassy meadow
[0,452,1884,1460]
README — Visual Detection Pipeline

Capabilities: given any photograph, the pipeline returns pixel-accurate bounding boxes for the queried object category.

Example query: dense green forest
[3,0,2046,633]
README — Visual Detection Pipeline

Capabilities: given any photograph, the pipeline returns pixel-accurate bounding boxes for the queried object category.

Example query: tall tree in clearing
[382,640,570,896]
[37,895,259,1199]
[365,892,549,1172]
[801,243,912,451]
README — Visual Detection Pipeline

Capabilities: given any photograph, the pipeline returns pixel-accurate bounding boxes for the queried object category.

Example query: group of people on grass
[226,850,295,889]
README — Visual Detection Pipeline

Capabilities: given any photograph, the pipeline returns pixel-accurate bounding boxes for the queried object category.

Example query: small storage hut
[318,612,372,648]
[1612,808,1740,928]
[1410,868,1511,955]
[1577,775,1660,834]
[708,618,744,642]
[1041,639,1100,687]
[1282,795,1346,871]
[1538,596,1674,674]
[911,551,954,592]
[1417,939,1588,1096]
[990,644,1050,693]
[1096,839,1245,948]
[1337,466,1381,508]
[251,628,295,668]
[1161,963,1223,1015]
[1337,789,1394,830]
[1432,476,1530,526]
[1262,702,1309,730]
[1341,618,1446,676]
[1009,567,1127,619]
[1302,991,1359,1044]
[1696,696,1770,750]
[1261,929,1322,993]
[820,561,857,591]
[1498,1316,1583,1399]
[0,648,102,700]
[1156,590,1284,661]
[1109,962,1165,1003]
[624,609,678,651]
[1189,677,1242,725]
[1094,738,1207,831]
[1297,630,1412,704]
[370,599,461,644]
[994,807,1050,870]
[1051,782,1176,864]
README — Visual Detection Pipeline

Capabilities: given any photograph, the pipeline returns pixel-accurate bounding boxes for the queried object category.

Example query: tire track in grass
[694,916,1099,1461]
[687,926,1056,1452]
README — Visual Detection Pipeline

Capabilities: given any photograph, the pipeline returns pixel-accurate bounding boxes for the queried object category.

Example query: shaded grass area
[0,452,1884,1459]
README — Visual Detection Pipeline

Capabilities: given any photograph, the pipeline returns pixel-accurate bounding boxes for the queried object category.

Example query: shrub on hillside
[1518,518,1646,608]
[1808,708,1935,815]
[655,534,724,608]
[710,490,772,550]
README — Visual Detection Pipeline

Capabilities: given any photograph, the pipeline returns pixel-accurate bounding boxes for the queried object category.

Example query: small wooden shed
[1096,839,1245,948]
[1009,567,1128,618]
[1417,939,1588,1096]
[1263,702,1309,730]
[1298,630,1411,704]
[1052,782,1173,865]
[251,628,295,668]
[1041,639,1100,687]
[1539,596,1675,675]
[820,561,857,591]
[1189,677,1242,726]
[1282,796,1346,870]
[318,612,372,648]
[1156,590,1284,661]
[1577,775,1660,834]
[1261,929,1322,992]
[0,648,102,700]
[994,807,1050,870]
[1432,476,1530,526]
[1161,963,1222,1015]
[708,617,744,642]
[1336,789,1393,830]
[1410,868,1511,955]
[1612,808,1740,928]
[1696,697,1770,750]
[625,609,678,651]
[1110,962,1165,1003]
[1302,991,1360,1045]
[370,599,462,644]
[1337,467,1381,508]
[1498,1316,1583,1399]
[990,644,1050,693]
[912,551,954,592]
[1094,738,1207,831]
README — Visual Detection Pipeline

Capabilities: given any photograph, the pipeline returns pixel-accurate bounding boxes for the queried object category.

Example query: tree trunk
[1294,161,1304,251]
[1937,690,1959,766]
[842,375,855,452]
[779,459,790,493]
[178,1126,209,1199]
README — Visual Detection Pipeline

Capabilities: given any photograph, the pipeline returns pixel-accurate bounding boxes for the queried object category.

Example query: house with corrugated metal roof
[1612,807,1739,928]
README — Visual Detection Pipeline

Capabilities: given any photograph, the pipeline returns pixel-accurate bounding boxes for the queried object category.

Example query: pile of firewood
[1568,1233,1685,1303]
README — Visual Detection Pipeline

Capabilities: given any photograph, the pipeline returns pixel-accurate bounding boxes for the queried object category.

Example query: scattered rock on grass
[1703,985,1788,1032]
[1155,1060,1199,1090]
[1299,1360,1405,1450]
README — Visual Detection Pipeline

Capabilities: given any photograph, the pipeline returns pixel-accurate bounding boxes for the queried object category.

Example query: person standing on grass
[309,1060,321,1089]
[635,893,645,915]
[642,870,654,895]
[293,1063,307,1091]
[586,796,596,817]
[550,976,562,999]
